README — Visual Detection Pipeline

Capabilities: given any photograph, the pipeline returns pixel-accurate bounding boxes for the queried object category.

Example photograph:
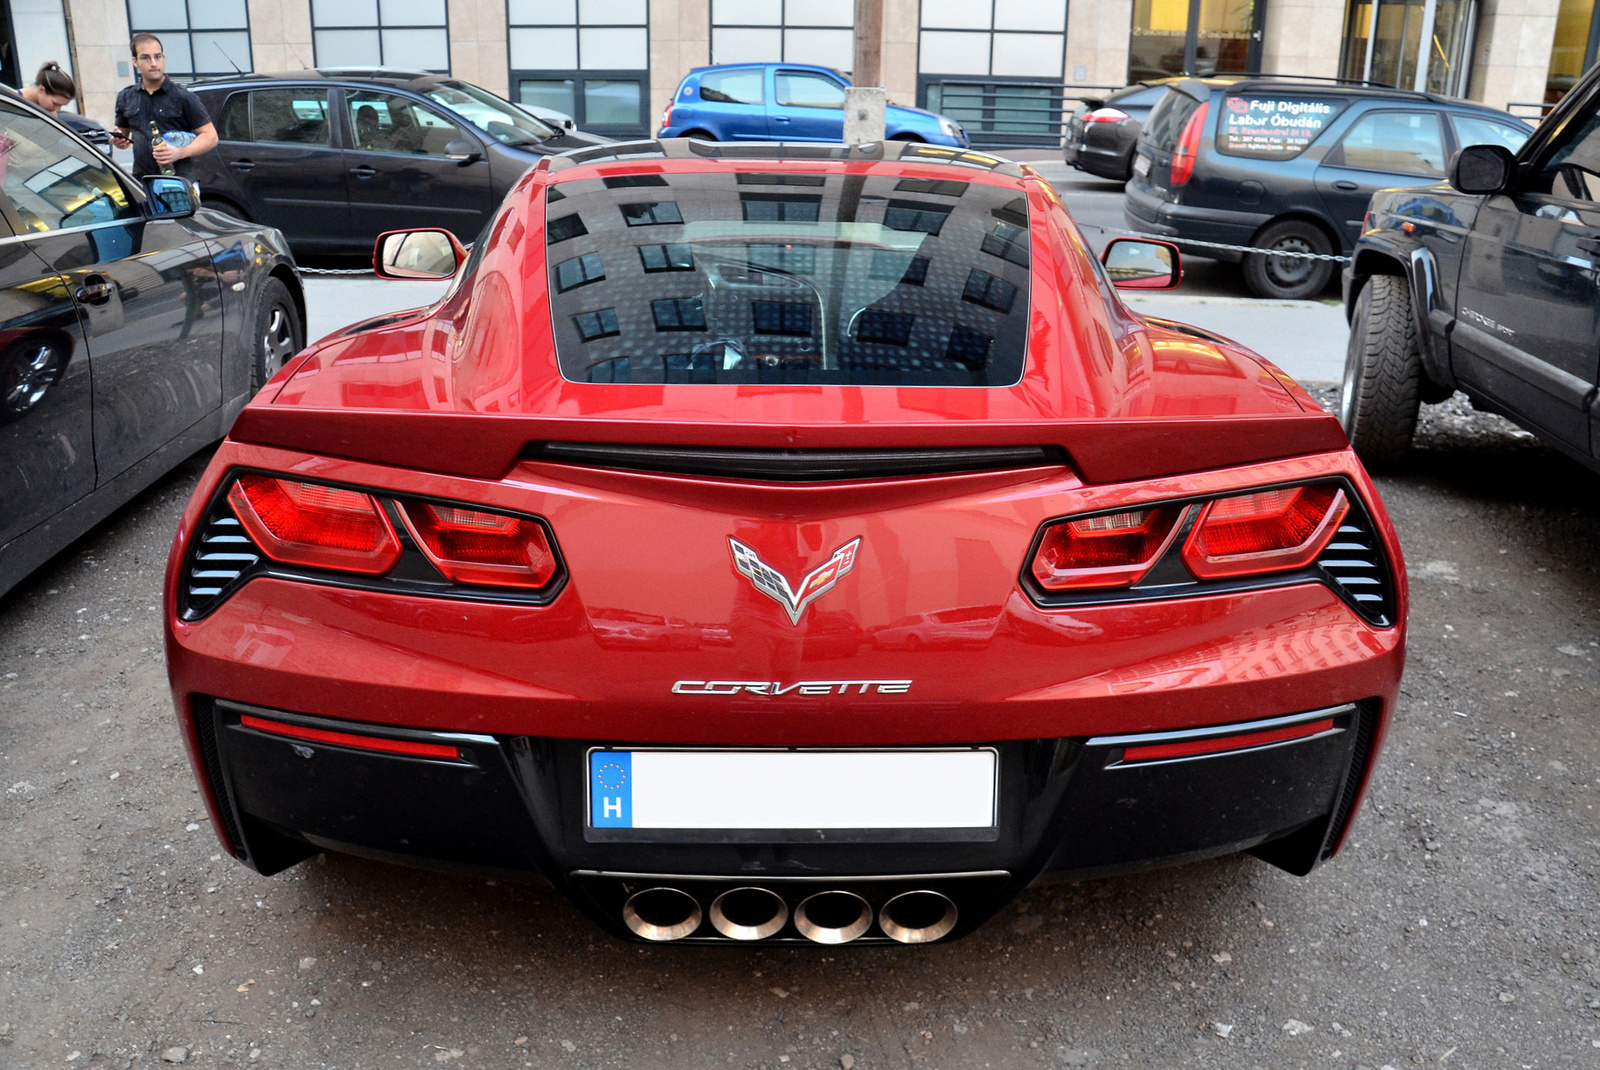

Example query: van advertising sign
[1216,96,1345,159]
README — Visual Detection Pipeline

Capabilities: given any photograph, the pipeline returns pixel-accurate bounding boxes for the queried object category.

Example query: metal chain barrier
[1078,222,1351,263]
[299,266,376,276]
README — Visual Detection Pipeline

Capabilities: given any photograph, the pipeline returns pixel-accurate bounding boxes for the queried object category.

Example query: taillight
[228,475,401,574]
[661,102,673,129]
[1030,506,1186,590]
[1170,101,1208,186]
[1084,107,1131,124]
[1181,485,1348,579]
[399,502,558,589]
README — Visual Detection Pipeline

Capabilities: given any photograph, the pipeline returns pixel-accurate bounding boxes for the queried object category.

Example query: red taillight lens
[1084,107,1131,123]
[241,714,461,760]
[661,102,673,129]
[1030,506,1185,590]
[400,502,558,589]
[1181,484,1348,579]
[228,475,401,574]
[1170,101,1208,186]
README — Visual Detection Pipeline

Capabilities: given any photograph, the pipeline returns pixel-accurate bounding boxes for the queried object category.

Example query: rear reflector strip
[239,714,461,760]
[1118,717,1336,763]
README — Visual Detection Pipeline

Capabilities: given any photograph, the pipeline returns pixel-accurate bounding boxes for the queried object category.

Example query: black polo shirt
[115,78,210,178]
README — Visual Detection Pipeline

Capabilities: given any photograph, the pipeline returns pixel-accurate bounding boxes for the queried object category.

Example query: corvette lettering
[729,536,861,625]
[672,680,913,695]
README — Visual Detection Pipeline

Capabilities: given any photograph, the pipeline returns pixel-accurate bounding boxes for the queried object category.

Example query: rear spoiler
[228,408,1349,486]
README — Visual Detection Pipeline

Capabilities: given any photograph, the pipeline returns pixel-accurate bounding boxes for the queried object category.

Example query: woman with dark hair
[20,62,75,114]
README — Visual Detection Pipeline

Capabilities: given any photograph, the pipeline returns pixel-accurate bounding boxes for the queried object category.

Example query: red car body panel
[165,143,1406,943]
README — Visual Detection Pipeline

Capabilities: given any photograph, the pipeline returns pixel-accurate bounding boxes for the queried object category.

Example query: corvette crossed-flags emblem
[728,537,862,625]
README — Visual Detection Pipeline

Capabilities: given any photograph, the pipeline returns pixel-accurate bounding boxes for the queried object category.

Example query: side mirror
[1101,237,1181,290]
[144,176,198,219]
[1451,144,1514,195]
[374,228,468,280]
[445,137,483,164]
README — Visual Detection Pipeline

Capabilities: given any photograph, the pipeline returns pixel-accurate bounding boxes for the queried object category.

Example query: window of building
[711,0,854,72]
[126,0,252,77]
[509,0,649,137]
[918,0,1069,146]
[1127,0,1260,81]
[311,0,450,72]
[1545,0,1600,104]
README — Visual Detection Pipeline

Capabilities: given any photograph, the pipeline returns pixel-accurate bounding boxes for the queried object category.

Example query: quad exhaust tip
[710,886,789,941]
[794,890,874,945]
[622,887,702,941]
[878,889,958,944]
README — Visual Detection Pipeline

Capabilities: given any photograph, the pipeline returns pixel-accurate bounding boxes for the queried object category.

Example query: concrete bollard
[843,87,887,145]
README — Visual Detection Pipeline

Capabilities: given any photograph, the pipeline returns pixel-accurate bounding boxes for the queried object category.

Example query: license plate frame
[1133,152,1151,178]
[584,747,1000,843]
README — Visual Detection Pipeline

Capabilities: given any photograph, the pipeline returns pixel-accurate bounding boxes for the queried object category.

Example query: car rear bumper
[1124,183,1270,264]
[187,694,1382,944]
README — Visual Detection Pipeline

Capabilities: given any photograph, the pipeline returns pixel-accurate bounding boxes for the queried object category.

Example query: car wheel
[681,129,716,141]
[1243,220,1336,300]
[1340,275,1421,470]
[0,335,69,425]
[251,278,303,394]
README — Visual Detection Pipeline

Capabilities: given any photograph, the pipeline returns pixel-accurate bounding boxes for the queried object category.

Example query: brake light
[399,502,558,589]
[1181,485,1348,579]
[1170,101,1208,186]
[1119,717,1336,762]
[661,101,673,129]
[240,714,461,760]
[1084,107,1131,124]
[228,475,401,574]
[1030,506,1186,590]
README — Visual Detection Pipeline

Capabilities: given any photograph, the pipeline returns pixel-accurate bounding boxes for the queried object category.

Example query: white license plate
[588,749,997,830]
[1133,153,1151,178]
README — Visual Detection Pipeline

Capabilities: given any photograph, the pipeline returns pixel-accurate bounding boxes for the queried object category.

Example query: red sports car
[164,140,1405,946]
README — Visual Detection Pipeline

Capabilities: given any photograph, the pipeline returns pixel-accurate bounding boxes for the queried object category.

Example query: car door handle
[74,276,115,306]
[350,165,378,178]
[232,159,255,173]
[773,115,791,123]
[1332,180,1360,191]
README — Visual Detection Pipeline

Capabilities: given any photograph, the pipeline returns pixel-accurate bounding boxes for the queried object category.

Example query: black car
[0,93,304,599]
[1341,61,1600,473]
[185,69,611,255]
[1063,79,1193,181]
[1126,78,1531,299]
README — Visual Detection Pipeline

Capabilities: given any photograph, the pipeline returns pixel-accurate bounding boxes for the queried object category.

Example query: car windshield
[426,82,554,147]
[543,170,1032,386]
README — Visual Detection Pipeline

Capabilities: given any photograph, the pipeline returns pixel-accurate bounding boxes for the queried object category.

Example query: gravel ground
[2,389,1598,1070]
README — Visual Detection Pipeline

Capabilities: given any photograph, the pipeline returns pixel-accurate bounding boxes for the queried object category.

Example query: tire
[1243,219,1336,300]
[681,129,716,141]
[1340,275,1422,470]
[889,133,924,142]
[250,278,303,394]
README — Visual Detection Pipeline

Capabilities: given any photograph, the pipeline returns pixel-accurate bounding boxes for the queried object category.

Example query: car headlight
[939,117,963,140]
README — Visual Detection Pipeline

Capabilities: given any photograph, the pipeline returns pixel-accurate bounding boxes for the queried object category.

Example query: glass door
[1339,0,1476,96]
[1546,0,1600,103]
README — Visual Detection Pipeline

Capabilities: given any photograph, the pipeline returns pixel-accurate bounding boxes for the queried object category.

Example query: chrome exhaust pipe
[622,887,702,941]
[794,890,873,944]
[878,889,958,944]
[709,886,788,941]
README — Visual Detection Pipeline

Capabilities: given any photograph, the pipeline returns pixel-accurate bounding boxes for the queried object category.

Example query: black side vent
[1320,698,1378,861]
[191,696,248,861]
[524,442,1067,482]
[181,500,263,621]
[1315,500,1396,627]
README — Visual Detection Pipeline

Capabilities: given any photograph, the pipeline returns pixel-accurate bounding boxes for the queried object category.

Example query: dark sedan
[185,69,611,255]
[1063,80,1184,181]
[1,93,303,599]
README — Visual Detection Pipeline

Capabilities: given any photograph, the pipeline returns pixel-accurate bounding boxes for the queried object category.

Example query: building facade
[3,0,1596,142]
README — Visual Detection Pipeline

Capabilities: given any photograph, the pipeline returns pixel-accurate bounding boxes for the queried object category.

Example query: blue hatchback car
[659,64,968,147]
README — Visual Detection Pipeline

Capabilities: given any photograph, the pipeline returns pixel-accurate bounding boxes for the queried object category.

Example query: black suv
[185,69,608,255]
[1341,62,1600,473]
[1126,78,1530,299]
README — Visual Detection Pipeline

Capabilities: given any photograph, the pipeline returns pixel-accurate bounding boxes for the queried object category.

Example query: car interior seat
[355,104,380,150]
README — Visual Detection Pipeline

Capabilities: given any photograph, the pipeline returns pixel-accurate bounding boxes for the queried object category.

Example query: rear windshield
[1142,89,1205,151]
[1214,95,1347,159]
[543,171,1032,386]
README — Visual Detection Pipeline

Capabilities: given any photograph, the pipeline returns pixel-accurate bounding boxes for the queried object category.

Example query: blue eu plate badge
[590,751,632,827]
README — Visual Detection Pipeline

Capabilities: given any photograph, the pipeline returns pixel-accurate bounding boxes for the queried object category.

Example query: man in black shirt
[110,33,218,179]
